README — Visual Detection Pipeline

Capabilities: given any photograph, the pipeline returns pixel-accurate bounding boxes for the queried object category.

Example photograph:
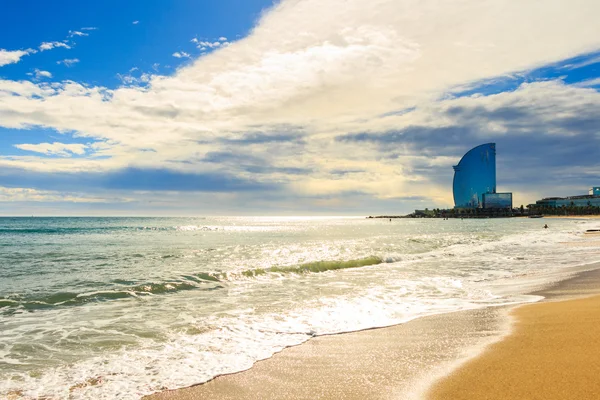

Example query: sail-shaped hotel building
[453,143,512,209]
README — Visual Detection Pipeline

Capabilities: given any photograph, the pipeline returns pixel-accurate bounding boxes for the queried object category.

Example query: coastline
[429,273,600,399]
[145,306,512,400]
[144,263,600,400]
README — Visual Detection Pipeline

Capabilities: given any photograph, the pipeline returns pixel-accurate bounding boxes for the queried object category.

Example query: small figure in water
[389,218,392,222]
[544,224,549,229]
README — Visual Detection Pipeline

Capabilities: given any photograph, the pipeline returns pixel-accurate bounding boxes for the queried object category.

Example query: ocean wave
[237,256,383,277]
[0,256,385,314]
[0,280,224,314]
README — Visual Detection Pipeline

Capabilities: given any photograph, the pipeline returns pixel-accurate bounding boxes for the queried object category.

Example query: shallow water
[0,216,598,399]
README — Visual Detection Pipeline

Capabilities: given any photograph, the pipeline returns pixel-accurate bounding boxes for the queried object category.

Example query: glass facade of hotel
[482,192,512,209]
[453,143,497,208]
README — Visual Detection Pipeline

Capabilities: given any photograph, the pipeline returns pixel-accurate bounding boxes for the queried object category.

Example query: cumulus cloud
[69,30,88,37]
[172,51,191,59]
[574,77,600,87]
[0,48,35,67]
[57,58,80,67]
[39,41,71,51]
[0,0,599,209]
[191,38,227,50]
[27,69,53,79]
[14,142,87,157]
[116,72,153,85]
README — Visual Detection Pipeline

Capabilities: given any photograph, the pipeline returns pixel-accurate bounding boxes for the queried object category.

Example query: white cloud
[0,186,133,203]
[0,0,599,207]
[14,142,87,157]
[132,20,139,25]
[0,49,35,67]
[574,77,600,87]
[39,41,71,51]
[57,58,80,67]
[172,52,191,58]
[196,40,221,49]
[116,72,153,86]
[191,38,229,50]
[81,27,98,31]
[69,30,88,37]
[29,69,53,79]
[562,54,600,70]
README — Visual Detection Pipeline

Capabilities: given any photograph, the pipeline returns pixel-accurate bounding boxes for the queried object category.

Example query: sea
[1,216,599,399]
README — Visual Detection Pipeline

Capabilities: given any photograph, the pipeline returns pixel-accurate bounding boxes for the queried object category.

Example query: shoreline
[145,306,513,400]
[429,270,600,399]
[144,262,600,400]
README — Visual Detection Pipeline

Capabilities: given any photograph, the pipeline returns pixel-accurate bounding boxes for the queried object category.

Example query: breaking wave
[0,256,385,314]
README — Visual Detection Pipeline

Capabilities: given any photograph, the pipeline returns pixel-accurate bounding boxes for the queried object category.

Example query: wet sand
[429,294,600,399]
[145,267,600,400]
[145,306,508,400]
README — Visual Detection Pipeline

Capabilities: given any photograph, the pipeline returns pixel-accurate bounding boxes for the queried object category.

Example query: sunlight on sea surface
[0,216,598,399]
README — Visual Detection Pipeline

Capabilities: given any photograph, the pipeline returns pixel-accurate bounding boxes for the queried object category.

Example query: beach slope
[429,294,600,400]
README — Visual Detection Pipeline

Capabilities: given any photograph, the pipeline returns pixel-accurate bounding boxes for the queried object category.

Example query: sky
[0,0,600,216]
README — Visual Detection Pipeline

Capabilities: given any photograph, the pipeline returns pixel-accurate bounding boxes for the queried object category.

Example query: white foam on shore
[0,288,546,399]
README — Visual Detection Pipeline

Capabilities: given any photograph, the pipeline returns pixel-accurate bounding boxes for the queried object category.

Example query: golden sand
[429,295,600,400]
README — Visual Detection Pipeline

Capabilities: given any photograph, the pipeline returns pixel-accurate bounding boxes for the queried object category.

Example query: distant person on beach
[544,224,549,229]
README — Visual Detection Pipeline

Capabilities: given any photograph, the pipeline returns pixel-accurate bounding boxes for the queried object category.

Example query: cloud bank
[1,0,600,213]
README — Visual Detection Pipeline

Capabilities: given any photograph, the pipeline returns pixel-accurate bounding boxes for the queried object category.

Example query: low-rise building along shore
[527,187,600,215]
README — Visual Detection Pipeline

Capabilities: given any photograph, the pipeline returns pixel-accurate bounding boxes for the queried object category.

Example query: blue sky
[0,0,599,215]
[0,0,269,86]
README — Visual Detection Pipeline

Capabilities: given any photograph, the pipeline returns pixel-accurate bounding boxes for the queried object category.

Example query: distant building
[452,143,513,209]
[535,190,600,208]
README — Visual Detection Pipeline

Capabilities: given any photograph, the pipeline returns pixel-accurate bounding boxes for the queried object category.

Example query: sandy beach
[145,265,600,400]
[145,306,508,400]
[429,294,600,399]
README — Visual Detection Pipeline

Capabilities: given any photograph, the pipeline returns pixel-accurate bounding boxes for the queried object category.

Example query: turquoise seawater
[0,216,598,399]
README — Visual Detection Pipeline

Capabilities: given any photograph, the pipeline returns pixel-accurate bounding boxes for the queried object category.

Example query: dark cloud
[202,151,261,164]
[222,132,306,145]
[329,169,366,175]
[337,85,600,198]
[202,151,309,175]
[337,125,476,157]
[0,167,275,193]
[244,165,310,175]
